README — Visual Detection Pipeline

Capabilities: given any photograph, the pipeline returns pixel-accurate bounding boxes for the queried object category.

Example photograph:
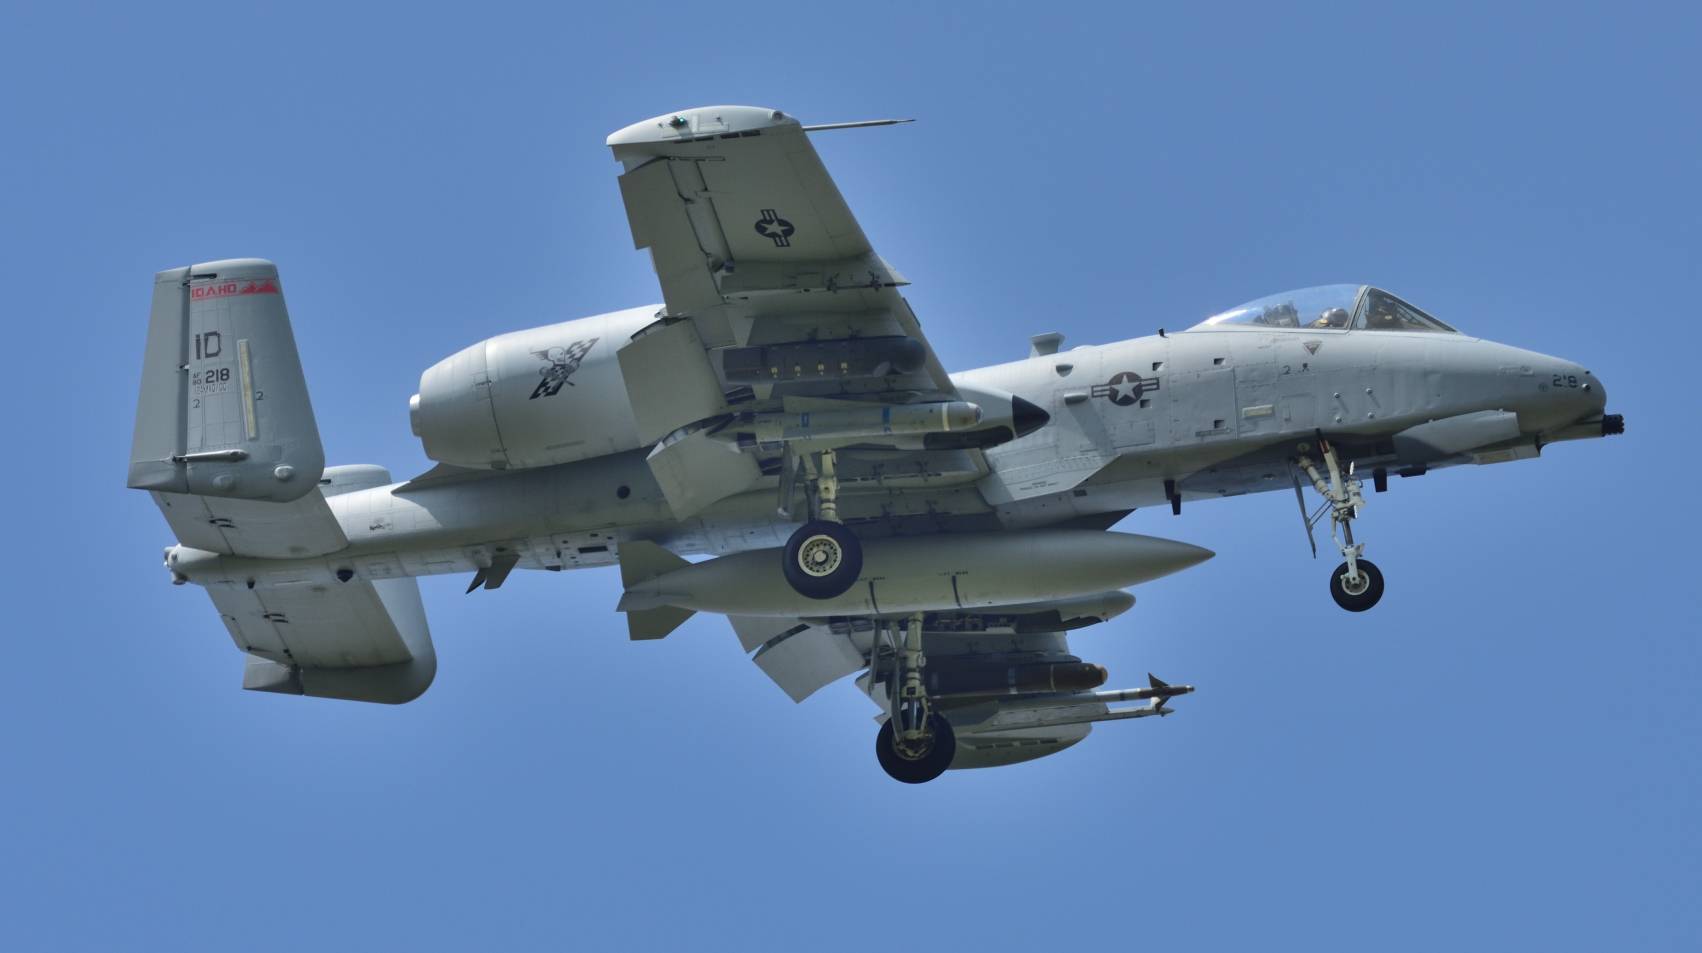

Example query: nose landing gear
[1295,437,1384,612]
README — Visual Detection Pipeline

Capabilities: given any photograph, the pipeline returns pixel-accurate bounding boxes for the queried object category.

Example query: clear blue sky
[2,2,1696,949]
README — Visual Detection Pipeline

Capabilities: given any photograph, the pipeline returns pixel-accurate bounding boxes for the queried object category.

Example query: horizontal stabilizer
[211,576,436,705]
[152,488,347,559]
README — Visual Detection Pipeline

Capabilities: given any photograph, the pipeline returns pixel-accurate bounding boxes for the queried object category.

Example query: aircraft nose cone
[1545,359,1606,424]
[1580,367,1608,412]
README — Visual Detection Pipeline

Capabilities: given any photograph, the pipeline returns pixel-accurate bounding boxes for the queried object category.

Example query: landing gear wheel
[1330,559,1384,612]
[782,521,863,600]
[875,714,956,784]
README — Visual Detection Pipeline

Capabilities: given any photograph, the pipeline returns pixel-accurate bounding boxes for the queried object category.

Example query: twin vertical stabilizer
[128,258,324,502]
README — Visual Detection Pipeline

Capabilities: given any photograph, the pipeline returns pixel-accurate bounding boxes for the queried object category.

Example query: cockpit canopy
[1189,285,1457,333]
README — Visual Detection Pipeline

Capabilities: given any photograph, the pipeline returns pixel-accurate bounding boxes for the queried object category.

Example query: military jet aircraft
[128,105,1622,783]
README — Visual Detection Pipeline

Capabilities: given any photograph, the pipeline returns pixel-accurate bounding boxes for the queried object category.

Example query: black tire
[1330,559,1385,612]
[875,714,957,784]
[782,521,863,600]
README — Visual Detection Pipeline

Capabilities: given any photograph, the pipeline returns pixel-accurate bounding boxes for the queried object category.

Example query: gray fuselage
[170,321,1606,594]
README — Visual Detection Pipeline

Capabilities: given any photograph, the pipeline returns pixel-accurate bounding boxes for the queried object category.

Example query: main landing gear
[781,448,864,600]
[1296,436,1384,612]
[874,613,956,784]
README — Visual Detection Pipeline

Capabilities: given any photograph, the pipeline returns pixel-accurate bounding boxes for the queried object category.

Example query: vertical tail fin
[128,258,324,502]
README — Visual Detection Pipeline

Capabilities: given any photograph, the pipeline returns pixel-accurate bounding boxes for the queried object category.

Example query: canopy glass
[1190,285,1456,333]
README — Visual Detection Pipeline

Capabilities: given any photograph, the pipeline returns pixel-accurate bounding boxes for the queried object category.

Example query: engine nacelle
[411,306,655,470]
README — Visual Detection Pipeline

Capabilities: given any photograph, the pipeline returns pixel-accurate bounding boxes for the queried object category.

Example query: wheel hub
[1339,570,1370,596]
[797,535,843,577]
[893,733,935,761]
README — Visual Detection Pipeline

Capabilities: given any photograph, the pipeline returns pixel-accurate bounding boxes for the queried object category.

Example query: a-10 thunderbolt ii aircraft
[128,105,1623,783]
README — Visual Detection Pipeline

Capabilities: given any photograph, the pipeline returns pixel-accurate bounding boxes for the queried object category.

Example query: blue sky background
[2,2,1697,949]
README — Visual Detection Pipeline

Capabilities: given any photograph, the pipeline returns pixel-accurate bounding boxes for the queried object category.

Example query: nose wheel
[1296,437,1386,612]
[1329,558,1384,611]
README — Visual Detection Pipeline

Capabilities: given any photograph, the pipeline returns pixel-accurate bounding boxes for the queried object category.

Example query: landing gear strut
[1296,437,1384,612]
[874,613,955,783]
[781,448,863,600]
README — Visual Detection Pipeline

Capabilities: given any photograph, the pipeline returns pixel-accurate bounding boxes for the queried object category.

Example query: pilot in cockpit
[1308,307,1351,329]
[1359,290,1455,331]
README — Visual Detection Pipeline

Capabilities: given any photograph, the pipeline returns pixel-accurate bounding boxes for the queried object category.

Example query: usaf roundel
[755,209,794,247]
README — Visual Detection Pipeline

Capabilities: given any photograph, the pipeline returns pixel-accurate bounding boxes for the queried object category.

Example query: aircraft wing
[607,106,975,520]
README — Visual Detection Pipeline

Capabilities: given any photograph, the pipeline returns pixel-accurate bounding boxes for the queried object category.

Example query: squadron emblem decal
[1092,371,1161,407]
[529,339,598,398]
[754,209,795,247]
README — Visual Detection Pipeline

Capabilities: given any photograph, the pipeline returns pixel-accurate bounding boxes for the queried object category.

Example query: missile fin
[626,605,696,641]
[619,540,691,588]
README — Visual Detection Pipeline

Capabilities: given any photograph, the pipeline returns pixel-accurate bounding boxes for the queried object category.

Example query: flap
[617,320,730,444]
[752,626,866,703]
[728,615,804,653]
[645,429,763,521]
[618,159,724,315]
